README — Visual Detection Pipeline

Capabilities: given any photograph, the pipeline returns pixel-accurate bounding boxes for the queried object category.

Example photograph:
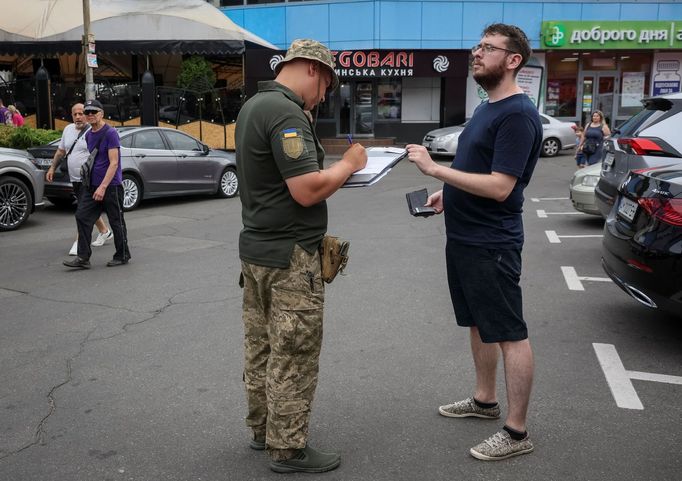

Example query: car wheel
[47,196,75,208]
[122,174,142,211]
[0,176,33,231]
[542,138,560,157]
[218,167,238,198]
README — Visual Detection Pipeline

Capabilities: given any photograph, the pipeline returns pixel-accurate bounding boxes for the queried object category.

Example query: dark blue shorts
[445,242,527,343]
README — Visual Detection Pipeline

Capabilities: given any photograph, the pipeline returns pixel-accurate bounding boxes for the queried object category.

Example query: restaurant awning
[0,0,277,56]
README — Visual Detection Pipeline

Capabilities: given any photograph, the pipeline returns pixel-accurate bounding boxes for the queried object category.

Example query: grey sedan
[0,148,46,231]
[30,126,238,211]
[422,113,576,158]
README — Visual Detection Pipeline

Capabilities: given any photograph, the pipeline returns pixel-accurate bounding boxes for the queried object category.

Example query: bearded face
[472,57,507,92]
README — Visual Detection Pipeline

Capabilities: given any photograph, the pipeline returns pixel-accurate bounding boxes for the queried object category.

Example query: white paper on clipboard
[342,147,406,187]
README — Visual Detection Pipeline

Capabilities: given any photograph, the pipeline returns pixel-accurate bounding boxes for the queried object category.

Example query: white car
[569,162,602,216]
[422,113,576,158]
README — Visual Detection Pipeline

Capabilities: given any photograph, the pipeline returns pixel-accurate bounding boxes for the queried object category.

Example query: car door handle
[135,154,146,158]
[179,154,187,158]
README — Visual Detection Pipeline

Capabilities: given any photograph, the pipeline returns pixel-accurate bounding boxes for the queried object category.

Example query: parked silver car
[0,148,46,231]
[595,92,682,218]
[569,162,602,216]
[30,126,238,211]
[422,113,576,158]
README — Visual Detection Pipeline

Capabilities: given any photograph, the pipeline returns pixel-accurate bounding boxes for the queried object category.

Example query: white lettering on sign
[570,27,639,44]
[335,68,413,78]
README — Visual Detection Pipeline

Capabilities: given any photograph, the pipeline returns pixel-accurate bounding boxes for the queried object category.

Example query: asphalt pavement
[1,152,681,481]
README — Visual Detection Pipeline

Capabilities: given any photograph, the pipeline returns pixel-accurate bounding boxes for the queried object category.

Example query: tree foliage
[0,125,62,149]
[176,56,216,92]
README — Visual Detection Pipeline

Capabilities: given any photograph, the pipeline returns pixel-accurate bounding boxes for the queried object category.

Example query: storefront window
[545,53,578,118]
[582,53,617,71]
[618,53,651,118]
[317,89,335,120]
[377,79,401,120]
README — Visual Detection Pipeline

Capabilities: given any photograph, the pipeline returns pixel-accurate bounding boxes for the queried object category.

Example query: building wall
[222,0,682,50]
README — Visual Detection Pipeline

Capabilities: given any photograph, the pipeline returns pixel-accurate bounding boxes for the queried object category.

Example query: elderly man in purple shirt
[63,99,131,269]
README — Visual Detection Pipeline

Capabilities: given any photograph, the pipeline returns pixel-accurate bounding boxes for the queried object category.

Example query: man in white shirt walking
[46,102,112,255]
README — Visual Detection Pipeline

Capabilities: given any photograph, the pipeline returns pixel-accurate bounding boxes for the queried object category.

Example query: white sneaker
[69,240,78,256]
[92,230,113,247]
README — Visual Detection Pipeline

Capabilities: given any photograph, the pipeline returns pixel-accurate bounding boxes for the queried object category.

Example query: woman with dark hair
[579,110,610,165]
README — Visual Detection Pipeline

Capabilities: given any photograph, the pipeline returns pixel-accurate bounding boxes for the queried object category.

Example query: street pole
[82,0,95,101]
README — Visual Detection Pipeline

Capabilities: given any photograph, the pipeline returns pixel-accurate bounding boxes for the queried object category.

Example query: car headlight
[437,132,459,142]
[581,175,599,187]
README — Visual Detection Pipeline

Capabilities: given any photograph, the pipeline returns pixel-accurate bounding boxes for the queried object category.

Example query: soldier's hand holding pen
[343,142,367,173]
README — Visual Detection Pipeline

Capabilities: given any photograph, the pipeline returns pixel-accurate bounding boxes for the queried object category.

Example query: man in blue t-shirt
[63,99,130,269]
[407,24,541,462]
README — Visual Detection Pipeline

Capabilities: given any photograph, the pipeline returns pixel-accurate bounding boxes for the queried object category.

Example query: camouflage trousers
[241,244,325,450]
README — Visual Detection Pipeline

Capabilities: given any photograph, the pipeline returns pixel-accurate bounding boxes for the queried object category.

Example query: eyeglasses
[84,110,100,115]
[471,43,518,55]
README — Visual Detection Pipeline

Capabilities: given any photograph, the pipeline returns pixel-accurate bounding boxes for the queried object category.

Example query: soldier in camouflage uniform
[235,39,367,474]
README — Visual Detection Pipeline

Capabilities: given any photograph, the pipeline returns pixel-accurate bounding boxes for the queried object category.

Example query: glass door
[579,71,619,128]
[336,81,376,137]
[338,82,351,136]
[354,81,374,136]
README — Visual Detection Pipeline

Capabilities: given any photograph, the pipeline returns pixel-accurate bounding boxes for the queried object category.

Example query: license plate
[603,152,614,167]
[617,197,638,222]
[35,158,52,167]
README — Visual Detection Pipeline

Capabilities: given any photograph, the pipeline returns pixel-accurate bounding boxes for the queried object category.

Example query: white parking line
[593,343,644,410]
[545,230,604,244]
[594,343,682,410]
[561,266,611,290]
[545,230,561,243]
[531,197,569,202]
[537,209,587,218]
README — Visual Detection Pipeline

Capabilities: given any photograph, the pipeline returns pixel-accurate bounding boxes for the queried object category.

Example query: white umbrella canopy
[0,0,276,54]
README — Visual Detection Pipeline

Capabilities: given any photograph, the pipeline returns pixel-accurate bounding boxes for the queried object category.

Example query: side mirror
[202,143,210,155]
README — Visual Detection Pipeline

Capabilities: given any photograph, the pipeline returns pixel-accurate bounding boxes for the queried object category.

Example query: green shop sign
[542,21,682,49]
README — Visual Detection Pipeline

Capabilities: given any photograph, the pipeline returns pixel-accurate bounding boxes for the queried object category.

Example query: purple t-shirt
[85,125,122,186]
[0,107,11,125]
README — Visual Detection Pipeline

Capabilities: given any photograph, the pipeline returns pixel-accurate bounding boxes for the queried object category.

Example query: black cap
[83,99,103,111]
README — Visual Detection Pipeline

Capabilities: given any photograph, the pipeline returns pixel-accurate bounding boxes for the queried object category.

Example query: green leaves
[176,56,216,91]
[0,125,62,149]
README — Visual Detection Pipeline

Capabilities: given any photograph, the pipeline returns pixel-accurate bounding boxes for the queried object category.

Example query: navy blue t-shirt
[443,93,542,249]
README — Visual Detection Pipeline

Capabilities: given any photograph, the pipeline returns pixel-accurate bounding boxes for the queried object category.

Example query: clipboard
[342,147,407,187]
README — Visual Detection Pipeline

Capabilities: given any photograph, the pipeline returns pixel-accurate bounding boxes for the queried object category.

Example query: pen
[347,134,353,145]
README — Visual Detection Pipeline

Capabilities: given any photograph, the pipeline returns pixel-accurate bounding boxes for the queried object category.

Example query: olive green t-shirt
[235,81,326,268]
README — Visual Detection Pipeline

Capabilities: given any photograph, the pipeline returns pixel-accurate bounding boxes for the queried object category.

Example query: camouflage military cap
[275,39,339,90]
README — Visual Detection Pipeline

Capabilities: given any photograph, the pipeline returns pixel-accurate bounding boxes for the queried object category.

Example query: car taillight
[626,258,653,273]
[617,137,667,156]
[637,198,682,226]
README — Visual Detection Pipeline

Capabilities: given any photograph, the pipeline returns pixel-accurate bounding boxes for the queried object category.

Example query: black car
[601,164,682,318]
[28,126,238,211]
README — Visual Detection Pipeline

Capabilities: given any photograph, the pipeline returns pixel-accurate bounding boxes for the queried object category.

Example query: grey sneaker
[438,397,500,419]
[470,430,534,461]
